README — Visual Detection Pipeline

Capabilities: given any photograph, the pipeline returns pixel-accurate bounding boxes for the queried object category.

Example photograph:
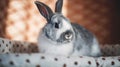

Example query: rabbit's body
[72,23,100,56]
[38,23,101,56]
[35,0,101,57]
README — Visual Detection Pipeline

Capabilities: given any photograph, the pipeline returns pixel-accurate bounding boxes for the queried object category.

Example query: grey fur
[72,23,101,56]
[35,1,53,21]
[36,0,101,57]
[55,0,63,13]
[57,30,74,43]
[72,23,94,45]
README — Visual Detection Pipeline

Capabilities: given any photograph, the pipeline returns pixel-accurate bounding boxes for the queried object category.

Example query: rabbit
[35,0,101,57]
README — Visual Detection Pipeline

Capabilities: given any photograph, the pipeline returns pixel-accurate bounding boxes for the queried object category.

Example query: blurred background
[0,0,120,44]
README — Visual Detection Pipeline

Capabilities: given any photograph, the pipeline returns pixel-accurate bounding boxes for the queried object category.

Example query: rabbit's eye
[65,34,72,40]
[64,31,73,40]
[55,23,59,28]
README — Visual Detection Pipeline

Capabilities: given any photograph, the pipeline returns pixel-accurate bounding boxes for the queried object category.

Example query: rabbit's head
[35,0,74,44]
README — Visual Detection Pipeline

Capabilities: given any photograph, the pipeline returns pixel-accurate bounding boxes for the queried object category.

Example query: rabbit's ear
[35,1,53,20]
[55,0,63,13]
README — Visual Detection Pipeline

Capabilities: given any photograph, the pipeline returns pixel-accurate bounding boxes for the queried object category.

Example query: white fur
[72,45,91,56]
[91,38,101,56]
[56,19,72,39]
[72,38,101,56]
[38,31,73,56]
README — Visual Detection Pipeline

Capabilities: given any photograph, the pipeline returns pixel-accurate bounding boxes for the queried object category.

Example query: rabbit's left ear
[55,0,63,13]
[35,1,53,21]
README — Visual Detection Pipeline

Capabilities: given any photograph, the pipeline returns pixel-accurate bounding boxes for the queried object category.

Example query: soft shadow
[0,0,10,38]
[110,0,120,44]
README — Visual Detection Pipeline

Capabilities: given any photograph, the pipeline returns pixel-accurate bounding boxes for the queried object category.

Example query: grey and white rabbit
[35,0,101,57]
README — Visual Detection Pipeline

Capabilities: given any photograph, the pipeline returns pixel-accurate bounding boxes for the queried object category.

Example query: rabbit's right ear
[55,0,63,13]
[35,1,53,21]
